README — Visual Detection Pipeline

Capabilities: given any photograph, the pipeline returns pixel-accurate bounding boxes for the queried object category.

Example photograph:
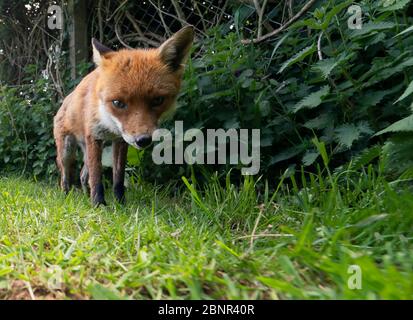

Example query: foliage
[1,0,413,184]
[0,74,57,177]
[135,0,413,183]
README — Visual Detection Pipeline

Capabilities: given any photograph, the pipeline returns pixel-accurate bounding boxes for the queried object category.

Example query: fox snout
[134,134,152,149]
[120,129,156,150]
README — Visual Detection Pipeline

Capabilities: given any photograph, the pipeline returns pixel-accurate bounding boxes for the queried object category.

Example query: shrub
[136,0,413,184]
[0,74,57,177]
[1,0,413,186]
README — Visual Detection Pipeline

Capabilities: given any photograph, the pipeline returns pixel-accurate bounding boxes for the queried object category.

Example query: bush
[0,73,57,177]
[1,0,413,185]
[137,0,413,183]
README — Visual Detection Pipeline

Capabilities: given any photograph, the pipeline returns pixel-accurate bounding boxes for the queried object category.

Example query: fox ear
[92,38,113,66]
[159,25,194,71]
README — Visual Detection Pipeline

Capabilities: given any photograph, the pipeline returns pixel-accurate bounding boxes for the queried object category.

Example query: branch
[97,0,104,41]
[148,0,206,37]
[253,0,268,39]
[215,0,230,26]
[114,13,133,49]
[124,11,161,47]
[151,0,172,36]
[170,0,186,26]
[193,1,207,32]
[288,0,294,19]
[241,0,317,44]
[317,31,324,60]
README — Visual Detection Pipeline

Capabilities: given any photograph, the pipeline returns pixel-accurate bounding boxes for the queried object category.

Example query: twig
[124,11,161,47]
[242,0,317,44]
[148,0,207,37]
[317,31,324,60]
[171,0,186,26]
[193,1,208,32]
[152,0,172,36]
[254,0,269,39]
[25,281,36,300]
[215,0,230,26]
[107,0,128,22]
[98,0,104,41]
[114,16,134,49]
[249,204,265,251]
[288,0,294,19]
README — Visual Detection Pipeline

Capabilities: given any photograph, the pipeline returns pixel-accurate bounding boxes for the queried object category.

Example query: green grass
[0,164,413,299]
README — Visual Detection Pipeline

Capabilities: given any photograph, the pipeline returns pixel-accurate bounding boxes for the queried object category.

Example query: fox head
[92,26,194,149]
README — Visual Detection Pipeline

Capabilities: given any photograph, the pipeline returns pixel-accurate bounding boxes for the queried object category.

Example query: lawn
[0,163,412,299]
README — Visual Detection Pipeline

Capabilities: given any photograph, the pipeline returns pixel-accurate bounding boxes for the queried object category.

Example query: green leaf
[351,21,396,37]
[347,145,381,171]
[127,146,143,166]
[375,115,413,135]
[394,25,413,38]
[354,214,388,227]
[215,240,240,258]
[312,137,329,167]
[394,81,413,104]
[334,122,372,148]
[320,0,353,30]
[293,85,330,113]
[88,284,123,300]
[358,87,400,107]
[290,18,322,30]
[257,277,305,298]
[382,134,413,176]
[258,100,271,116]
[182,176,210,214]
[312,58,338,79]
[0,267,13,277]
[380,0,411,11]
[199,89,233,102]
[302,151,319,166]
[278,45,316,73]
[363,57,413,88]
[268,34,289,66]
[304,113,333,129]
[269,145,306,165]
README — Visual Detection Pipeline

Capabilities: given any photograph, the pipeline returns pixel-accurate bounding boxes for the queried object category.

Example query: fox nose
[135,135,152,149]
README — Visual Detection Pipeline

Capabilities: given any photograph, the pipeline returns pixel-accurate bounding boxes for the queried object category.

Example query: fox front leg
[85,135,106,206]
[112,140,128,203]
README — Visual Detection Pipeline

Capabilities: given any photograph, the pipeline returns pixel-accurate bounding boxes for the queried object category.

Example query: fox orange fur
[53,26,194,206]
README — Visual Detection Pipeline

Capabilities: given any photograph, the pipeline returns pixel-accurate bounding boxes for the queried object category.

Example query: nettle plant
[266,1,413,170]
[130,0,413,184]
[254,0,413,176]
[0,73,57,177]
[1,0,412,186]
[0,57,92,179]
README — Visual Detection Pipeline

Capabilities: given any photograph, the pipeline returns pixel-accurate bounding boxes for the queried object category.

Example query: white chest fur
[94,100,123,140]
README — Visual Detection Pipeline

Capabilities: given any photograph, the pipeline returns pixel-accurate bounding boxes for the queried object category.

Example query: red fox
[53,26,194,206]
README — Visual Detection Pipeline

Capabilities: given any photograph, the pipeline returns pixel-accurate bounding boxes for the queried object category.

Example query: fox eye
[151,96,165,107]
[112,100,127,109]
